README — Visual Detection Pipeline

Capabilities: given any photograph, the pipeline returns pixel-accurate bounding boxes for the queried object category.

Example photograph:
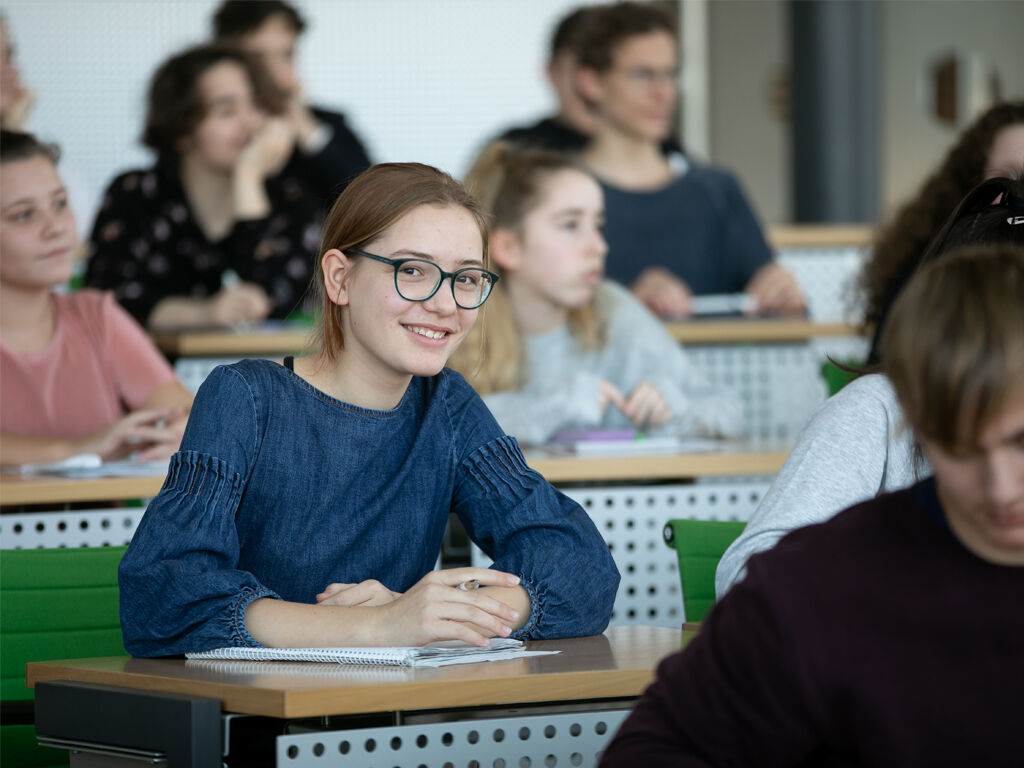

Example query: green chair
[821,358,862,397]
[1,546,127,768]
[663,520,746,623]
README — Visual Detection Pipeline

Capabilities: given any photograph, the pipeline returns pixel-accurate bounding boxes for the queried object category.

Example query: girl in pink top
[0,130,192,466]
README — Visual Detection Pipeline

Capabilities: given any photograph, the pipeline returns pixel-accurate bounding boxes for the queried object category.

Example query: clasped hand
[315,567,523,647]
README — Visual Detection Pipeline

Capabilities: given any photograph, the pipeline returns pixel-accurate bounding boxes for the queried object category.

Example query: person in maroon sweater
[600,243,1024,766]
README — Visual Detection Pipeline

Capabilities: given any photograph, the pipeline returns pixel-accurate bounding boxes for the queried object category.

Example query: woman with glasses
[449,142,740,446]
[574,2,803,319]
[118,162,619,656]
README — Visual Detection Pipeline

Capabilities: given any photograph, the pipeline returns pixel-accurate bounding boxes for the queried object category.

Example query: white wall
[3,0,591,228]
[880,0,1024,215]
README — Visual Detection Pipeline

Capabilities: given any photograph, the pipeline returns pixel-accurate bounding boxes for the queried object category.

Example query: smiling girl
[84,44,321,331]
[118,162,618,656]
[449,143,740,446]
[0,130,192,466]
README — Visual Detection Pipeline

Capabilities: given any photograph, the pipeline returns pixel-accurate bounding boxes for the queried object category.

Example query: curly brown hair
[859,101,1024,339]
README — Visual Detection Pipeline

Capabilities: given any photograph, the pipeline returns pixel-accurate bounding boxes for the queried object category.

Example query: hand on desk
[631,267,693,318]
[600,379,672,430]
[209,282,272,328]
[316,579,400,607]
[79,407,186,462]
[744,262,805,315]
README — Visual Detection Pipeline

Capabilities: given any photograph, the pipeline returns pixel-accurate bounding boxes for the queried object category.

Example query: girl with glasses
[449,142,741,446]
[118,162,619,656]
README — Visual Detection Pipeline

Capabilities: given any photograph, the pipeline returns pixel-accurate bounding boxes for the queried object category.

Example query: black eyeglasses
[347,248,499,310]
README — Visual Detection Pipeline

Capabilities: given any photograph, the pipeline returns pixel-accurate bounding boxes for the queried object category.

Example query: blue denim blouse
[119,360,619,656]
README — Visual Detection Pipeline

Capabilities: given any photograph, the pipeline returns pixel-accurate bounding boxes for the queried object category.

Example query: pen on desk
[456,579,480,591]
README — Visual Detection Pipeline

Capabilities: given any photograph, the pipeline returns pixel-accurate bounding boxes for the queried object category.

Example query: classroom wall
[879,0,1024,217]
[3,0,595,229]
[706,0,790,225]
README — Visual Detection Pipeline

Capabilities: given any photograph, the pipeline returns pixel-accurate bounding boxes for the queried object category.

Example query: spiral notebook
[186,638,558,668]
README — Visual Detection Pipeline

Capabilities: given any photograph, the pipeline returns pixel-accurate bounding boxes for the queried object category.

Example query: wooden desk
[155,320,858,355]
[766,223,873,249]
[151,327,313,357]
[0,474,164,506]
[28,627,685,766]
[667,318,859,345]
[2,443,785,508]
[28,626,683,719]
[526,446,787,483]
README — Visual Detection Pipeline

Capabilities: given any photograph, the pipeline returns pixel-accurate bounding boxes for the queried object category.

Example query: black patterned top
[84,156,322,327]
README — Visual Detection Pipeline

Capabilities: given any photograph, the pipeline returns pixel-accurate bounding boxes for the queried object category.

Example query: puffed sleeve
[118,367,277,656]
[443,372,619,639]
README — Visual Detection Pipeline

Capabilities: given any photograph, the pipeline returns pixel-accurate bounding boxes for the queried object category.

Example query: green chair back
[1,546,127,768]
[663,519,746,623]
[821,358,861,397]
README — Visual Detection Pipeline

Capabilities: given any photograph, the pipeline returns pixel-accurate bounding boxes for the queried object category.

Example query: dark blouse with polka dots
[84,157,322,327]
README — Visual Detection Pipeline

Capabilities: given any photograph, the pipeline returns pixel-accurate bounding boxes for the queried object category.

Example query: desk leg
[34,681,221,768]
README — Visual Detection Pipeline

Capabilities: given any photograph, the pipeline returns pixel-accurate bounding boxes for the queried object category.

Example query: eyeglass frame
[346,248,500,309]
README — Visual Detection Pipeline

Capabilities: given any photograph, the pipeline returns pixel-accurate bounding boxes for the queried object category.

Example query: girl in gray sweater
[449,143,740,446]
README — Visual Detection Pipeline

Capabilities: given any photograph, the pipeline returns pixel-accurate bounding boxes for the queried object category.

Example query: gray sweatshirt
[715,374,930,597]
[482,281,742,446]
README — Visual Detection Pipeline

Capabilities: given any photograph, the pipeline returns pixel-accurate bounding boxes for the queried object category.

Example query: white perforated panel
[275,709,630,768]
[776,245,869,323]
[0,507,146,549]
[473,482,770,628]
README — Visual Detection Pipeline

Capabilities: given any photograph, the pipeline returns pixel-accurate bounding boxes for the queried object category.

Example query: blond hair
[881,245,1024,449]
[448,141,606,393]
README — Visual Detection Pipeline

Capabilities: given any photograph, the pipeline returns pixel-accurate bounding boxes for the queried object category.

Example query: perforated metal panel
[275,709,630,768]
[0,507,146,549]
[776,246,868,323]
[473,482,770,627]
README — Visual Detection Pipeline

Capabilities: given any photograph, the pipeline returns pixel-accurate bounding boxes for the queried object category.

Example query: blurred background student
[574,2,803,319]
[496,7,596,153]
[212,0,371,209]
[449,142,741,446]
[0,14,32,131]
[0,130,191,466]
[495,4,682,158]
[716,173,1024,598]
[600,243,1024,767]
[84,44,322,332]
[859,100,1024,363]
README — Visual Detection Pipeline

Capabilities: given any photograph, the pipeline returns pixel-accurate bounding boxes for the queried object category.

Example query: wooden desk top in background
[2,443,786,506]
[152,327,314,357]
[767,224,873,248]
[0,474,164,506]
[153,319,859,357]
[526,446,787,482]
[667,318,858,345]
[28,626,686,719]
